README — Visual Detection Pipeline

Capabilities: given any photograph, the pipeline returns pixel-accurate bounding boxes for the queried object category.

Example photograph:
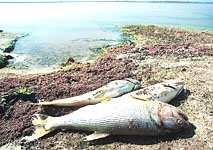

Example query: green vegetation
[0,87,34,107]
[15,87,33,96]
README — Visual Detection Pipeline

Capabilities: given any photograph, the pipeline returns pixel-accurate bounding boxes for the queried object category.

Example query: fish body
[38,78,140,107]
[130,80,185,103]
[26,97,190,141]
[38,79,184,107]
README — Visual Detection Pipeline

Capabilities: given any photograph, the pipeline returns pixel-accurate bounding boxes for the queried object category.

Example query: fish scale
[47,98,160,135]
[23,95,190,142]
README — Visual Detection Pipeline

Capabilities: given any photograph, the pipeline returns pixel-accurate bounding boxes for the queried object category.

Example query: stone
[0,32,19,53]
[0,54,8,68]
[0,38,17,53]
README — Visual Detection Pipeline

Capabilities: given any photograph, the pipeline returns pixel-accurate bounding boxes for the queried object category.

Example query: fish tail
[22,114,53,142]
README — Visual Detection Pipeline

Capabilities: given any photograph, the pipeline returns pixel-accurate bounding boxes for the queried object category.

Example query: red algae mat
[0,45,136,146]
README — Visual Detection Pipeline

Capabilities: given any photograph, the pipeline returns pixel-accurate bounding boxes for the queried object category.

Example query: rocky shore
[0,25,213,149]
[0,31,27,69]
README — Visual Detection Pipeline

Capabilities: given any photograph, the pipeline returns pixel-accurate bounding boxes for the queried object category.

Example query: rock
[0,31,27,68]
[61,57,76,66]
[0,54,8,68]
[0,32,19,53]
[4,53,14,60]
[66,57,75,64]
[0,38,17,53]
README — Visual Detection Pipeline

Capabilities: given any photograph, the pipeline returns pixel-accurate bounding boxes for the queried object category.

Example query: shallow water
[0,2,213,70]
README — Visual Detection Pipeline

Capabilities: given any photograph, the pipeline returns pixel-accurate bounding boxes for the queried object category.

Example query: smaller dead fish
[23,98,190,142]
[38,78,140,107]
[130,80,185,103]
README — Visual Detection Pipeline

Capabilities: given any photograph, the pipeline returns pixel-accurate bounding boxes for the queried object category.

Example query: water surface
[0,2,212,70]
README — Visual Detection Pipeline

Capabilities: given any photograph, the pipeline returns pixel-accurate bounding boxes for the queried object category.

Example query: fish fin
[22,125,52,142]
[83,132,110,141]
[93,90,111,103]
[22,114,52,142]
[99,96,111,103]
[131,94,152,101]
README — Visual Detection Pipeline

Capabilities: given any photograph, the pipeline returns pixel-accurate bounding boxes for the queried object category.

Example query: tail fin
[21,114,53,142]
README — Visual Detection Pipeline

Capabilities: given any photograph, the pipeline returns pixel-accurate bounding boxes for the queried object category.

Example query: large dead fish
[23,97,190,142]
[38,78,140,107]
[130,80,185,103]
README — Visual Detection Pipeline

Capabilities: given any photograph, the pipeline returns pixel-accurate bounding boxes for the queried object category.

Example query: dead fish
[23,97,190,142]
[130,80,185,103]
[38,78,140,107]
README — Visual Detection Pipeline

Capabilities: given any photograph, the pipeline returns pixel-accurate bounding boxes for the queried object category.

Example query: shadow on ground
[89,123,196,146]
[169,89,191,107]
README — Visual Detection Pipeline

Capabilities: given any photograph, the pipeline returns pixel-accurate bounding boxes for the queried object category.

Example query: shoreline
[0,25,212,149]
[1,24,212,77]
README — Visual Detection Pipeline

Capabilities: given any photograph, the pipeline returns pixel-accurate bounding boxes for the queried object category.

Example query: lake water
[0,2,213,70]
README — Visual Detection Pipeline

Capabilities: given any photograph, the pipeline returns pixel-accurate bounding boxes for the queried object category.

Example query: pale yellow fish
[23,97,190,142]
[38,78,140,107]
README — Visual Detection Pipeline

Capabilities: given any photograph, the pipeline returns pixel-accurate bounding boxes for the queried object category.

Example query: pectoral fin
[99,96,111,103]
[83,132,110,141]
[93,90,111,103]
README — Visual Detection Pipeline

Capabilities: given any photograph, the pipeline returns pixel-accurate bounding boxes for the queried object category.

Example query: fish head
[160,80,185,102]
[162,79,185,93]
[125,78,141,90]
[159,104,191,133]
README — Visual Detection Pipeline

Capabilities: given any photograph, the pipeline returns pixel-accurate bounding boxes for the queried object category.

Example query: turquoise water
[0,2,213,69]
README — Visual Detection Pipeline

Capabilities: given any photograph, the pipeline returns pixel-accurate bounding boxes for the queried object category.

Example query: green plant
[15,87,33,95]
